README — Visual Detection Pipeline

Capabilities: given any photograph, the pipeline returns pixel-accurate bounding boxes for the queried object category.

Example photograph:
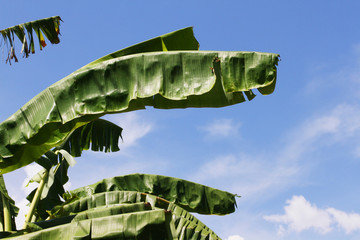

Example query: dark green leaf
[0,27,202,174]
[0,50,278,174]
[60,119,123,157]
[26,159,70,221]
[70,174,237,215]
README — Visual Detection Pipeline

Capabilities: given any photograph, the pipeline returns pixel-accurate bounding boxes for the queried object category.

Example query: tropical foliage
[0,27,279,175]
[0,24,279,239]
[0,176,18,232]
[0,16,62,64]
[8,174,235,239]
[24,119,123,226]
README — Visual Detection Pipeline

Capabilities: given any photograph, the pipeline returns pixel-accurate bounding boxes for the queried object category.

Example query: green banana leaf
[167,202,219,239]
[8,207,219,239]
[68,173,237,216]
[0,176,18,231]
[0,27,279,174]
[9,191,221,239]
[25,119,123,221]
[8,210,170,239]
[25,162,68,221]
[60,118,123,157]
[27,173,237,222]
[0,27,199,174]
[0,16,62,64]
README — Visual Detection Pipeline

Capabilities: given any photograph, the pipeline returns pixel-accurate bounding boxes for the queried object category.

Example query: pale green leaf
[40,168,55,200]
[27,168,47,186]
[55,150,76,167]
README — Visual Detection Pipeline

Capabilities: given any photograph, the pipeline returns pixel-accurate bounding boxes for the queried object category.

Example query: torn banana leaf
[0,27,279,174]
[0,16,61,64]
[69,174,237,215]
[0,27,197,174]
[60,118,123,157]
[8,206,220,239]
[11,191,221,239]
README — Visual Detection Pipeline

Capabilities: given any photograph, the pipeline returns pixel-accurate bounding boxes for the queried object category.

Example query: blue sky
[1,1,360,239]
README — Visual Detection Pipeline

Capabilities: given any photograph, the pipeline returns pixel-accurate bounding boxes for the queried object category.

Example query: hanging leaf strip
[60,119,123,157]
[0,16,61,64]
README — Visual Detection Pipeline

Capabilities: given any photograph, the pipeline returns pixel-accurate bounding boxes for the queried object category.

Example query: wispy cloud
[191,103,360,201]
[279,104,360,163]
[264,195,360,235]
[191,153,299,200]
[327,208,360,234]
[304,44,360,100]
[226,235,245,240]
[199,118,241,138]
[105,112,153,150]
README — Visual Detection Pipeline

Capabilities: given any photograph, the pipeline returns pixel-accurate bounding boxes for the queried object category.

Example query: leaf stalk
[23,170,48,230]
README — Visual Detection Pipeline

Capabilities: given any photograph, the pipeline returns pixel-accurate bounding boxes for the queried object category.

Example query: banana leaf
[8,210,170,239]
[0,175,18,231]
[0,27,279,174]
[0,27,199,174]
[167,202,219,239]
[26,160,69,221]
[25,118,123,221]
[60,118,123,157]
[69,173,237,215]
[29,172,237,221]
[8,193,221,239]
[0,16,61,64]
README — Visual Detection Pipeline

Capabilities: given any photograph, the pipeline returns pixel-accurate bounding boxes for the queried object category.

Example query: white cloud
[280,105,359,162]
[194,155,238,180]
[16,198,30,229]
[327,208,360,234]
[191,103,360,204]
[105,112,153,149]
[22,164,43,194]
[227,235,245,240]
[265,195,360,235]
[282,104,360,163]
[264,195,332,234]
[10,164,44,229]
[191,154,299,199]
[200,118,241,138]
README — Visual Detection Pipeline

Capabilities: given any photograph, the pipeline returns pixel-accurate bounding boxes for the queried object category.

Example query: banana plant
[0,176,18,233]
[0,26,279,175]
[10,174,236,239]
[0,16,62,64]
[23,119,123,228]
[0,26,280,238]
[0,16,62,234]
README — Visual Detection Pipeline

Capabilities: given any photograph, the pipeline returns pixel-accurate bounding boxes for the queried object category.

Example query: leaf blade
[0,29,279,174]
